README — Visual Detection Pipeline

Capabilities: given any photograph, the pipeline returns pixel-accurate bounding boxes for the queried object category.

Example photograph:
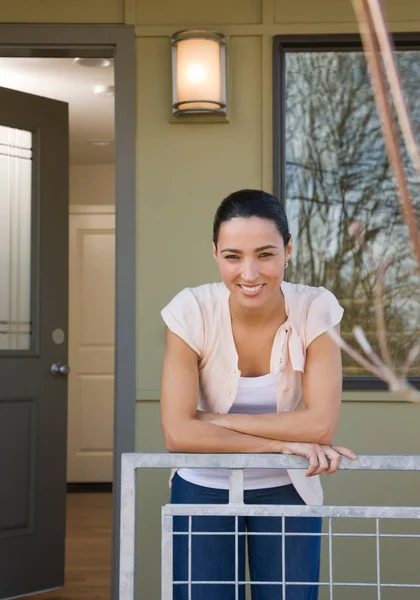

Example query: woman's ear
[212,242,218,261]
[285,238,293,261]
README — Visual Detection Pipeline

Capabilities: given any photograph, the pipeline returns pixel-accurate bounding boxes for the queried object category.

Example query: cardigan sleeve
[161,288,204,356]
[305,288,344,348]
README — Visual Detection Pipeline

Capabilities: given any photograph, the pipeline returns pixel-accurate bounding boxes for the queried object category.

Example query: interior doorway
[0,55,117,486]
[0,54,116,597]
[0,25,135,600]
[68,204,116,487]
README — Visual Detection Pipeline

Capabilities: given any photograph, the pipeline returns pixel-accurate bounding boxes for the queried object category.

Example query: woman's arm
[197,326,342,445]
[161,328,355,474]
[160,329,286,454]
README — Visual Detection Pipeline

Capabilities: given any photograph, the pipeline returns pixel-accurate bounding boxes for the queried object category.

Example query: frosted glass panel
[0,126,32,350]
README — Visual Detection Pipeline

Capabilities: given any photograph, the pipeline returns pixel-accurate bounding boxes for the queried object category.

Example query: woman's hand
[279,442,356,477]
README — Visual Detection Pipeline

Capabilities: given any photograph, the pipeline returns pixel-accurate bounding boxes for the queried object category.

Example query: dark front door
[0,86,69,599]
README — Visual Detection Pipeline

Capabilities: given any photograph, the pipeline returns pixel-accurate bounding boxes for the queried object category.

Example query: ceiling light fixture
[94,85,115,98]
[73,58,112,68]
[88,139,113,146]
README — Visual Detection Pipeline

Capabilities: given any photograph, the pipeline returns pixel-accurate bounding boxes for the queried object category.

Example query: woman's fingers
[305,445,329,477]
[305,447,320,477]
[331,445,357,460]
[323,446,341,475]
[314,446,329,476]
[283,443,318,476]
[282,442,319,477]
[282,442,356,477]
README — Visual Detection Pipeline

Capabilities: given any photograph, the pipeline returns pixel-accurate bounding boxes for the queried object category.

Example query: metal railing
[119,453,420,600]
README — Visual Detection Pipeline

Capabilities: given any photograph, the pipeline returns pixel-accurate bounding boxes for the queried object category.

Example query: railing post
[119,454,136,600]
[161,511,173,600]
[229,469,245,504]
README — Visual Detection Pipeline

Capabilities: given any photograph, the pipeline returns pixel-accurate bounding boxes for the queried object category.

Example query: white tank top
[177,373,293,490]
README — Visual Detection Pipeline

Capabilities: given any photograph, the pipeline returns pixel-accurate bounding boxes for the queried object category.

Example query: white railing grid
[119,454,420,600]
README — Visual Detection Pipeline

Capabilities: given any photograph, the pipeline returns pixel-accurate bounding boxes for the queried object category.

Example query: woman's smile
[238,283,265,296]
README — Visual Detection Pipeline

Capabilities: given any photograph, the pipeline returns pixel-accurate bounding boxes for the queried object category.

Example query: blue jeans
[171,474,321,600]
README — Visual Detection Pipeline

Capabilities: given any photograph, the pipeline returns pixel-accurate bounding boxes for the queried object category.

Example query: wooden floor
[26,493,113,600]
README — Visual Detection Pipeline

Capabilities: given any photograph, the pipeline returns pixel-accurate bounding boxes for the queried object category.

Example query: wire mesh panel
[162,505,420,599]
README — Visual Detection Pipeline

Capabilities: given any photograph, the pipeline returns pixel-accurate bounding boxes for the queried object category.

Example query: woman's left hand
[280,442,356,476]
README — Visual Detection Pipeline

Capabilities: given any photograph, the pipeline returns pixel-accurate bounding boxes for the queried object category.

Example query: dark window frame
[273,33,420,391]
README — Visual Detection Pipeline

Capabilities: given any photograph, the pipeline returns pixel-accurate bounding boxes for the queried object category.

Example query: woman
[160,189,355,600]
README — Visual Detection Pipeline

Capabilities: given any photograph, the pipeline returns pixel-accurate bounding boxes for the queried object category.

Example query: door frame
[0,25,136,600]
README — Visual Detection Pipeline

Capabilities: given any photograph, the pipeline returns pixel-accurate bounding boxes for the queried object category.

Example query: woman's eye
[225,255,239,260]
[259,253,273,258]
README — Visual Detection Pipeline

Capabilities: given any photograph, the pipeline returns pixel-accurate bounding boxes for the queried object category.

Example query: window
[273,35,420,389]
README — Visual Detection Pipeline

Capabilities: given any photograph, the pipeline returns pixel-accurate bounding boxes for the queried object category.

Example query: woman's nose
[241,260,259,282]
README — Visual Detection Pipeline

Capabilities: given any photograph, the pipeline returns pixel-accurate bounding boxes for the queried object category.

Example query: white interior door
[67,206,115,482]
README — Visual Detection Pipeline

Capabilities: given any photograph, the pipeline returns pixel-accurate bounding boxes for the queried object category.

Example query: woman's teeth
[240,284,263,292]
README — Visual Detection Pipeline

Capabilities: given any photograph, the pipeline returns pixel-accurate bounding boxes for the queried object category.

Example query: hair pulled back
[213,189,291,248]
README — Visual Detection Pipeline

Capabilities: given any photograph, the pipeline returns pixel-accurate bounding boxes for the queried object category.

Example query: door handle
[50,362,70,377]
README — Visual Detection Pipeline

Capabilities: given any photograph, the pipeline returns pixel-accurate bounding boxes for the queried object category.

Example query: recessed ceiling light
[74,58,112,68]
[88,139,113,146]
[94,85,115,98]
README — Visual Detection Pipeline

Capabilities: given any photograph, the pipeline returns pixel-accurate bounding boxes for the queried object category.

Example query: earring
[285,261,289,270]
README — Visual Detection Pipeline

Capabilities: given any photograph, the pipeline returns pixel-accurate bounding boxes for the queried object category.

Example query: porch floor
[25,493,112,600]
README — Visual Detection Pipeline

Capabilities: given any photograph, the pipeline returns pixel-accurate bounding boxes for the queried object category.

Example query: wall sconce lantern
[171,29,227,116]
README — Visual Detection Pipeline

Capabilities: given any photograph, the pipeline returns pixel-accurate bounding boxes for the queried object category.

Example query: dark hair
[213,189,291,247]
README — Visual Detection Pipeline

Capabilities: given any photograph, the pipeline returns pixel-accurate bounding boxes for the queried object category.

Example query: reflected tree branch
[333,0,420,395]
[353,0,420,272]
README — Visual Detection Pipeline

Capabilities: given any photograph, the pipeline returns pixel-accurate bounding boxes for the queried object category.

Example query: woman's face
[213,216,292,309]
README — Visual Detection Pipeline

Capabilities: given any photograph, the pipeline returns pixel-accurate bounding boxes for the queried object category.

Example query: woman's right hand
[275,441,356,477]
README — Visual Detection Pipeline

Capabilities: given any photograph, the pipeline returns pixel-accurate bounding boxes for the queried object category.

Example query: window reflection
[285,51,420,377]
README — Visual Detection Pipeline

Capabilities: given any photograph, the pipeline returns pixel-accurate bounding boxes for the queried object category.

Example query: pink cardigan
[161,281,344,505]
